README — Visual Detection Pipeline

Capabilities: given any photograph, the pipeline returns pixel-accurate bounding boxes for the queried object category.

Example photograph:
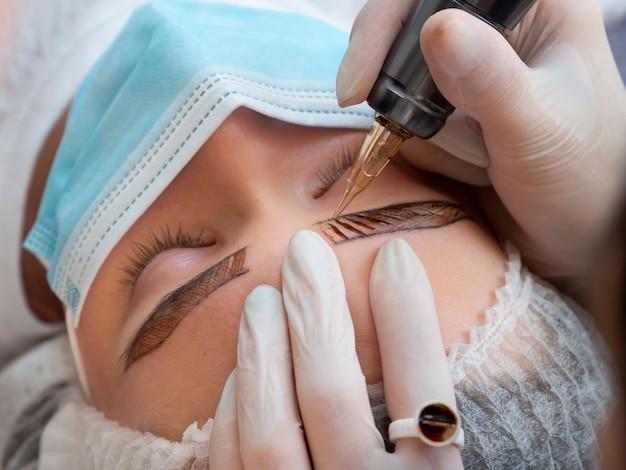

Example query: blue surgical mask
[25,0,373,325]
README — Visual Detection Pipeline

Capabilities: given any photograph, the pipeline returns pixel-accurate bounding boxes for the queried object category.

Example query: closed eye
[311,143,360,199]
[121,226,215,287]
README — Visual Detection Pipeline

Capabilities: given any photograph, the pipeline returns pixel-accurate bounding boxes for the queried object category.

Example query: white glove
[336,0,626,287]
[208,230,463,469]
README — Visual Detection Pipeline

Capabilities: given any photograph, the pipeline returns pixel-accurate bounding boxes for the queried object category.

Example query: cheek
[110,305,241,440]
[99,286,246,441]
[76,274,129,415]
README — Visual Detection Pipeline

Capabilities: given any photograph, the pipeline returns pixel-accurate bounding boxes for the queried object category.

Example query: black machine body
[367,0,536,139]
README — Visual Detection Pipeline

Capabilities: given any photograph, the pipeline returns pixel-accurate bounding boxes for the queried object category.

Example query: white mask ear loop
[65,310,91,400]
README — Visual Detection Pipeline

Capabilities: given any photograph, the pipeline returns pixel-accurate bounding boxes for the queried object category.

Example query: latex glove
[209,230,463,469]
[336,0,626,288]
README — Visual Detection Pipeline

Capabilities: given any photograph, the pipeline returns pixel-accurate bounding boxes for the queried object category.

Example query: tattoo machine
[333,0,537,217]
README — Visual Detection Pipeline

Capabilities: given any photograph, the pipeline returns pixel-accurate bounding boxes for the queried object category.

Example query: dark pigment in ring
[419,404,458,442]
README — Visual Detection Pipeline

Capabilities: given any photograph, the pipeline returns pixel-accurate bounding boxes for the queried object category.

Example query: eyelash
[122,226,214,285]
[121,144,360,282]
[312,144,359,198]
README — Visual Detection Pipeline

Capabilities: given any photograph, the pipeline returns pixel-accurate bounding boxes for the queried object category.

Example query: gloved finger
[403,141,490,186]
[282,230,386,468]
[507,0,604,58]
[336,0,415,106]
[427,110,490,170]
[401,114,490,187]
[369,239,459,461]
[208,372,244,470]
[236,285,311,469]
[420,8,531,134]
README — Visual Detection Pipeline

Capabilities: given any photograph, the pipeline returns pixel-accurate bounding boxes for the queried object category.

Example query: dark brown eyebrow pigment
[122,247,248,370]
[320,201,470,245]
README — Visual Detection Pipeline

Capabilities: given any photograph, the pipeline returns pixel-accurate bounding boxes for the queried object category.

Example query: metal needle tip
[333,185,359,218]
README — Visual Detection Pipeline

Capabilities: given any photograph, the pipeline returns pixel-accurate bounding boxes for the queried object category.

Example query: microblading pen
[334,0,537,217]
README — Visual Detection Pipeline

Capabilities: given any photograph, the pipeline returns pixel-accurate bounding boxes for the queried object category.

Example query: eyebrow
[319,200,470,244]
[121,200,468,369]
[122,248,249,370]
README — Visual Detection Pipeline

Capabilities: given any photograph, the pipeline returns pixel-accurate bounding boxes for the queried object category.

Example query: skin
[24,107,505,442]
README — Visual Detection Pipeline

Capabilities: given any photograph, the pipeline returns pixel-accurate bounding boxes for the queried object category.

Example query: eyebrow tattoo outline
[121,247,249,370]
[319,201,471,244]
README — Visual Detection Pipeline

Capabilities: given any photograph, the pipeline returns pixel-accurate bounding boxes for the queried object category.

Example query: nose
[230,185,332,256]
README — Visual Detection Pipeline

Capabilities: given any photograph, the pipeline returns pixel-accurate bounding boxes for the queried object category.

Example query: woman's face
[76,108,505,440]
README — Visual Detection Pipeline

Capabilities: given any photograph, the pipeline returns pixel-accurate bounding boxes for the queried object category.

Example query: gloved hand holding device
[208,231,463,469]
[337,0,626,289]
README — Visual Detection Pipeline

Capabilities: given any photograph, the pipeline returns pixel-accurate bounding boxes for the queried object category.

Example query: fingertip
[244,285,283,318]
[282,229,345,314]
[421,8,530,123]
[371,238,427,287]
[420,7,459,45]
[369,238,438,331]
[242,284,287,337]
[283,230,338,281]
[336,4,378,107]
[420,9,486,79]
[338,0,418,107]
[288,229,328,252]
[336,49,363,107]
